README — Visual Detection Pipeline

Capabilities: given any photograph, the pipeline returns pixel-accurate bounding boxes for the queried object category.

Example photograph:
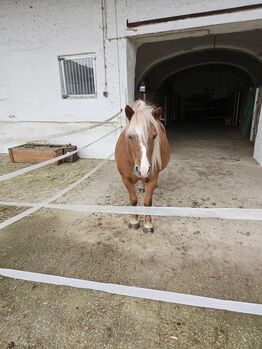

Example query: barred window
[58,53,97,98]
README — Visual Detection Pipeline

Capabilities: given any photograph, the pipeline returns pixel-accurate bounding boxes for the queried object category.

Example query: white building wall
[0,0,122,158]
[0,0,262,159]
[0,0,122,122]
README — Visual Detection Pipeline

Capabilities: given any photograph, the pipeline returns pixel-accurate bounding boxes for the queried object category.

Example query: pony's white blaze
[139,139,150,177]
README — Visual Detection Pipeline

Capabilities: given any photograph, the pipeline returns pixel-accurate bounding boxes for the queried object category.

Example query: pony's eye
[153,134,158,139]
[128,135,132,140]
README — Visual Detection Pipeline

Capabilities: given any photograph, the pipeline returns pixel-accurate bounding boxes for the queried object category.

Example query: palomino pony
[115,100,170,233]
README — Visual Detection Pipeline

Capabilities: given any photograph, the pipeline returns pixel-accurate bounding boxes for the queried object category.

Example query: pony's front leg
[122,177,140,230]
[143,176,158,234]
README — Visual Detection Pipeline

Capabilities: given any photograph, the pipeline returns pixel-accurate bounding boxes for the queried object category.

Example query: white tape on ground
[0,153,114,230]
[0,268,261,316]
[0,201,262,221]
[0,127,120,182]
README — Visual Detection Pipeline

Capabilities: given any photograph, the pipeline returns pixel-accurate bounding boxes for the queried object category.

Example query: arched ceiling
[162,64,253,98]
[143,49,262,91]
[135,29,262,90]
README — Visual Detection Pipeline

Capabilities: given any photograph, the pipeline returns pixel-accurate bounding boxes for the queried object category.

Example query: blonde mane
[126,100,162,172]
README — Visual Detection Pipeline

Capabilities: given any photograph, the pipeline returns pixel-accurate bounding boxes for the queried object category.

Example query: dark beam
[127,3,262,28]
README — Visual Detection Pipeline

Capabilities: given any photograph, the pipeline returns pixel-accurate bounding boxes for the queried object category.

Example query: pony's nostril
[134,165,141,176]
[148,166,151,173]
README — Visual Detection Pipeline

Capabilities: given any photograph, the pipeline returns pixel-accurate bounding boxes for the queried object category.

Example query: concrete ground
[0,123,262,349]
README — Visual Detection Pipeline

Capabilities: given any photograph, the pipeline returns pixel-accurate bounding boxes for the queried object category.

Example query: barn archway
[135,45,262,143]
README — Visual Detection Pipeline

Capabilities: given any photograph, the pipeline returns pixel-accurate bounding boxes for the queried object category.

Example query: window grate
[58,53,97,98]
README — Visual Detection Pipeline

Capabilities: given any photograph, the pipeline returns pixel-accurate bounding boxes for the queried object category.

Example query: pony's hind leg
[143,177,158,234]
[122,177,140,230]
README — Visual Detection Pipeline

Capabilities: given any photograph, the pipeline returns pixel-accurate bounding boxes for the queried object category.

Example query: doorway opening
[158,63,255,139]
[134,32,262,151]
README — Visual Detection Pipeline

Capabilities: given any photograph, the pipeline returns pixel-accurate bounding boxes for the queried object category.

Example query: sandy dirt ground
[0,124,262,349]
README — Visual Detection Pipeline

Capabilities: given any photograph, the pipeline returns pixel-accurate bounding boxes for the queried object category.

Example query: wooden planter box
[8,143,78,165]
[63,144,79,162]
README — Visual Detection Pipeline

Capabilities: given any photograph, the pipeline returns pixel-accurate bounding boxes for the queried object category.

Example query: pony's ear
[125,105,135,120]
[152,107,162,120]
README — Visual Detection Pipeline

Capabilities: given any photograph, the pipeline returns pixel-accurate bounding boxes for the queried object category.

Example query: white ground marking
[0,268,261,316]
[1,202,262,220]
[0,153,114,231]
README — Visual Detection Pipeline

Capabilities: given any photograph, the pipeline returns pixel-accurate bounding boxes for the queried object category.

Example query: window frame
[58,53,97,99]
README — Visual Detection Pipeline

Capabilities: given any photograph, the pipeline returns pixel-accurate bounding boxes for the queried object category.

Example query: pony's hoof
[143,227,154,234]
[139,187,145,193]
[129,222,140,230]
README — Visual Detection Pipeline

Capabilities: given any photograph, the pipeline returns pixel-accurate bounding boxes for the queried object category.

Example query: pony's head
[125,100,162,178]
